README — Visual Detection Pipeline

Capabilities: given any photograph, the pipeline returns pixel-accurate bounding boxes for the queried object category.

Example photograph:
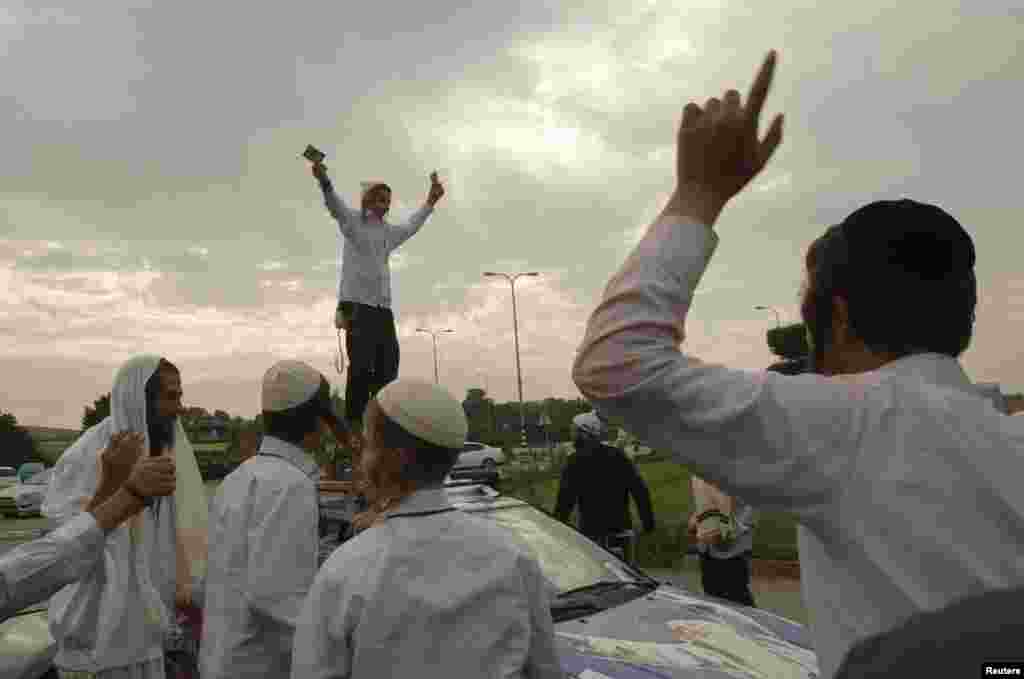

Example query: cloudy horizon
[2,1,1022,428]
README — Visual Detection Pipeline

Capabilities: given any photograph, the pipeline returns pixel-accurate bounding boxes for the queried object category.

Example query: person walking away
[554,411,656,561]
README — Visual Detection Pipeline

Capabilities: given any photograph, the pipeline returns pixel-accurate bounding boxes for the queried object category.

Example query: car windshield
[476,504,647,594]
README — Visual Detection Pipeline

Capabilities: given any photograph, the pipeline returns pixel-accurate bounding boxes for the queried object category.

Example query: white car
[14,469,52,517]
[453,441,505,470]
[0,466,17,490]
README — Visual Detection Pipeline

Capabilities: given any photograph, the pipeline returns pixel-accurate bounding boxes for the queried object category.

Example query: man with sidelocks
[573,51,1024,676]
[43,355,209,679]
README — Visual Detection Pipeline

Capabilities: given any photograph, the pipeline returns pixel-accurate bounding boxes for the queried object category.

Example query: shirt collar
[870,352,974,393]
[385,486,452,519]
[259,435,320,479]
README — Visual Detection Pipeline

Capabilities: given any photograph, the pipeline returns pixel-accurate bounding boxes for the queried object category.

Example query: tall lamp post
[483,271,539,457]
[416,328,454,384]
[754,305,782,329]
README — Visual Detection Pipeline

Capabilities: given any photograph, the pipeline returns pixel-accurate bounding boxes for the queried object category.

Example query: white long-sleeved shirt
[200,436,320,679]
[572,214,1024,679]
[320,179,434,308]
[0,513,104,622]
[291,487,564,679]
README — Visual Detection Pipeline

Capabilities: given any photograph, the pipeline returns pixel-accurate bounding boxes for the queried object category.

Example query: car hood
[1,587,819,679]
[554,584,819,679]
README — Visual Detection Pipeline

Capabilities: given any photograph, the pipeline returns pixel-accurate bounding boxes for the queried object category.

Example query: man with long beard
[291,379,562,679]
[43,355,209,679]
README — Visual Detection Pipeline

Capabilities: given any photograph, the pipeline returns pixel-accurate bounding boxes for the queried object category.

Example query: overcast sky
[2,0,1022,427]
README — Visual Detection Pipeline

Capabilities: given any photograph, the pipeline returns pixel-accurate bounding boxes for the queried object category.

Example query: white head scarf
[43,355,208,658]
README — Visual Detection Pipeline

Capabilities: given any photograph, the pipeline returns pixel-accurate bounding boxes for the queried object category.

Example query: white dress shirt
[291,486,564,679]
[321,181,434,308]
[0,513,104,622]
[200,436,320,679]
[572,214,1024,678]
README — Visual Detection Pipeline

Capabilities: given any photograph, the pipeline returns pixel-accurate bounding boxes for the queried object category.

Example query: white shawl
[42,355,208,669]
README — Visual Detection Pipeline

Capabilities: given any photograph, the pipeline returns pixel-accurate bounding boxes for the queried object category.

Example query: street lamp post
[416,328,454,384]
[483,271,539,459]
[754,305,782,329]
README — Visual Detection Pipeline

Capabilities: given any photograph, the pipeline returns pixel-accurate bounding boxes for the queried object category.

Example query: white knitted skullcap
[262,360,325,412]
[375,378,468,450]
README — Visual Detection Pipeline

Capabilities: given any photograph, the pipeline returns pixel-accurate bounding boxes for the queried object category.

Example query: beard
[801,287,831,375]
[148,415,177,454]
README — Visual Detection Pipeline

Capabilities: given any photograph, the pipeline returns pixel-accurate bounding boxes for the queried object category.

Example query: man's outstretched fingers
[681,102,703,128]
[723,90,741,115]
[746,50,777,124]
[758,114,785,169]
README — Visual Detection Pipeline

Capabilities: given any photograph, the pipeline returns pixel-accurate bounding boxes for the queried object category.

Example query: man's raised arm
[391,171,444,250]
[312,163,362,243]
[1,454,175,621]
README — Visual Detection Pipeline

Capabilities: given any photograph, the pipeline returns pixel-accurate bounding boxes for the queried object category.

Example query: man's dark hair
[360,183,392,222]
[372,402,460,486]
[263,377,333,447]
[802,199,976,372]
[145,358,179,454]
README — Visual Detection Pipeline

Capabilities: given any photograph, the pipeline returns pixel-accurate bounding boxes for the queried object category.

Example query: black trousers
[700,551,756,607]
[339,301,400,424]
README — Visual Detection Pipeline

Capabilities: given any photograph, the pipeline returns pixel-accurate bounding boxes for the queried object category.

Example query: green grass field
[4,446,800,567]
[503,457,799,567]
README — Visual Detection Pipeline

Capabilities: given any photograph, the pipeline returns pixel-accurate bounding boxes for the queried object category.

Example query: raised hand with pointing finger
[663,50,784,227]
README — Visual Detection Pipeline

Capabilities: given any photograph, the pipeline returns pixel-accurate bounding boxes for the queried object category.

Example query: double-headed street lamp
[416,328,454,384]
[483,271,539,452]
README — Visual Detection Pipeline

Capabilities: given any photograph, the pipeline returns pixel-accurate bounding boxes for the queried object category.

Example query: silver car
[453,441,506,470]
[4,483,820,679]
[15,470,52,518]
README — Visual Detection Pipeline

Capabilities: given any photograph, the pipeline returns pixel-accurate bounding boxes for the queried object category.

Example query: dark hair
[371,401,460,486]
[360,183,392,222]
[145,359,180,453]
[802,200,977,370]
[263,376,332,446]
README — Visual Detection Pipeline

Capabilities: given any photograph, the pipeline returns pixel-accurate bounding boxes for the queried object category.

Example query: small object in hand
[696,510,736,545]
[303,144,326,164]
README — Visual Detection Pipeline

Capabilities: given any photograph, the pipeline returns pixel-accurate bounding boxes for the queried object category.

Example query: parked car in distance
[0,467,17,490]
[17,463,45,484]
[15,469,52,518]
[453,441,505,470]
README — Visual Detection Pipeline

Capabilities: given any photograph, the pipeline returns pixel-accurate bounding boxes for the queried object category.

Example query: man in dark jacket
[554,411,656,557]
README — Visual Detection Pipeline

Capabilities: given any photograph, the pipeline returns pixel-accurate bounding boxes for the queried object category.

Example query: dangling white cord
[335,328,346,375]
